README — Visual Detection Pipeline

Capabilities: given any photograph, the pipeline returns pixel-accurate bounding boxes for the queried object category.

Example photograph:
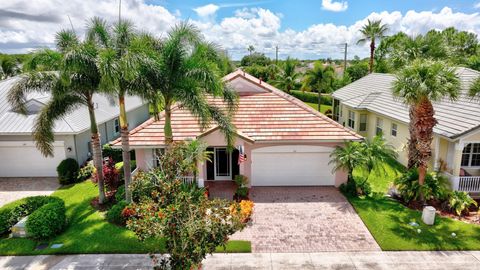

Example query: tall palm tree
[247,45,255,56]
[273,57,300,94]
[137,22,238,148]
[303,61,335,111]
[329,141,366,183]
[87,17,140,203]
[357,19,388,73]
[8,30,108,204]
[393,60,459,188]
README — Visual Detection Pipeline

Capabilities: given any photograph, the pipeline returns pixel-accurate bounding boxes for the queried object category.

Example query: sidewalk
[1,251,480,269]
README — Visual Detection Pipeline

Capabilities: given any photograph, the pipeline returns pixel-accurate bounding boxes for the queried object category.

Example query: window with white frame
[359,114,367,132]
[348,111,355,129]
[333,99,340,121]
[376,117,383,136]
[391,123,398,137]
[114,118,120,134]
[461,143,480,167]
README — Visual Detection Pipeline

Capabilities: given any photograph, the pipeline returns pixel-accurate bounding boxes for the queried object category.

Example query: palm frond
[86,17,111,48]
[468,77,480,100]
[23,49,62,72]
[33,94,84,156]
[55,29,79,53]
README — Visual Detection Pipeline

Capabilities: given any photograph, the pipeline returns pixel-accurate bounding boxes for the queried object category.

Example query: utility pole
[118,0,122,22]
[275,45,278,64]
[343,43,348,74]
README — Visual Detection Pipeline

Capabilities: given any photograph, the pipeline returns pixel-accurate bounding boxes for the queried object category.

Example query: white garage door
[251,145,335,186]
[0,141,66,177]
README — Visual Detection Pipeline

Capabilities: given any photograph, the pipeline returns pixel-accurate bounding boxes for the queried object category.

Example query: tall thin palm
[393,60,459,187]
[137,22,238,148]
[273,57,300,93]
[8,30,107,203]
[357,19,388,73]
[303,61,335,111]
[87,17,140,203]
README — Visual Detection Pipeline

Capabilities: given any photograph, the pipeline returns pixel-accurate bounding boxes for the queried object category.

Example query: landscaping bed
[0,181,251,255]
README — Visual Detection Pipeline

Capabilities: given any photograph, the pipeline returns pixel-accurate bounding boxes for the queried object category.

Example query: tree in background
[247,45,255,55]
[345,57,369,81]
[240,52,271,67]
[357,19,389,73]
[8,30,108,203]
[272,57,300,93]
[393,60,459,190]
[303,61,335,111]
[0,54,21,79]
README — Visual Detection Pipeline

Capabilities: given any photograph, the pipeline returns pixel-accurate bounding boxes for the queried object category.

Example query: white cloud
[321,0,348,12]
[475,2,480,9]
[193,4,219,18]
[1,2,480,61]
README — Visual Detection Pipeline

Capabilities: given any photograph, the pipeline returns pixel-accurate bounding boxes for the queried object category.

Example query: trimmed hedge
[57,158,80,185]
[106,200,128,226]
[290,90,332,106]
[0,196,65,236]
[26,200,66,239]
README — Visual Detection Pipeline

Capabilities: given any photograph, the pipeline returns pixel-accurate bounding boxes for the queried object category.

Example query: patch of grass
[348,195,480,250]
[0,181,251,255]
[304,102,332,114]
[353,158,405,194]
[215,240,251,253]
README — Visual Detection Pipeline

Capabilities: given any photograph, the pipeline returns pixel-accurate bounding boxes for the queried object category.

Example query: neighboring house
[111,70,361,187]
[0,77,150,177]
[332,67,480,193]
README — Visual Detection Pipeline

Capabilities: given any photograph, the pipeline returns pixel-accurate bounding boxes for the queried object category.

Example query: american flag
[238,145,245,164]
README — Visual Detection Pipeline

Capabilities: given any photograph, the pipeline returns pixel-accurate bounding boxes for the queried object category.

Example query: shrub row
[290,90,332,106]
[0,196,66,238]
[26,200,66,239]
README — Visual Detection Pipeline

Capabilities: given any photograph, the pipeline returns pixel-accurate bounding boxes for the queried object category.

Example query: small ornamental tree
[92,157,120,192]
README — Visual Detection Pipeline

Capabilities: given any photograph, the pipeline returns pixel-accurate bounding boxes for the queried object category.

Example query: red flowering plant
[92,157,120,192]
[125,141,244,270]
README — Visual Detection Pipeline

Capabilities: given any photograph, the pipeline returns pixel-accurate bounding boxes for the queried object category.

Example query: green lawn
[348,159,480,250]
[0,181,251,255]
[304,102,332,114]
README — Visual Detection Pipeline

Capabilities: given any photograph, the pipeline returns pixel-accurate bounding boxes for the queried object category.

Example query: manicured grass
[0,181,251,255]
[349,195,480,250]
[353,158,405,194]
[304,102,332,114]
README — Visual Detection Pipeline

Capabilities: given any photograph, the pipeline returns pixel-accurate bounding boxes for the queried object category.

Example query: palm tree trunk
[87,97,106,204]
[415,98,437,187]
[407,106,420,169]
[369,39,375,73]
[119,95,132,203]
[164,99,173,146]
[317,89,322,112]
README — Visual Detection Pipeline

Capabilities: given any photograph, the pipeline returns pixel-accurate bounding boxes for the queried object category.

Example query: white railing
[131,167,139,177]
[180,176,196,185]
[447,173,480,193]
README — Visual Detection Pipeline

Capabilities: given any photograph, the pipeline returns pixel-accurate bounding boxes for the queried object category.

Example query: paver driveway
[230,187,380,253]
[0,178,59,207]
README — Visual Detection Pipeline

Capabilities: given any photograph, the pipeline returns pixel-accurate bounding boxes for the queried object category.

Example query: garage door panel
[0,141,66,177]
[251,145,335,186]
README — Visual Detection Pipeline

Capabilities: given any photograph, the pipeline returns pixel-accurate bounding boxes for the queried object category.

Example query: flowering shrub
[92,157,120,192]
[230,200,254,223]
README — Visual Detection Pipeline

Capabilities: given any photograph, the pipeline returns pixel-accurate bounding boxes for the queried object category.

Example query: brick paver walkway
[0,178,59,207]
[230,187,380,253]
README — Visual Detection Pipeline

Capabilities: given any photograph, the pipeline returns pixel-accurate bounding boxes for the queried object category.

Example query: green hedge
[57,158,80,185]
[0,196,64,236]
[26,200,66,239]
[290,90,332,105]
[106,200,128,226]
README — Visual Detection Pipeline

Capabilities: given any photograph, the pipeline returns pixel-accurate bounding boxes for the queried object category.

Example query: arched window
[461,143,480,167]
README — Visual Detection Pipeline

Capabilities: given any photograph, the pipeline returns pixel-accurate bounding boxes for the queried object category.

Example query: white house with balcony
[332,67,480,195]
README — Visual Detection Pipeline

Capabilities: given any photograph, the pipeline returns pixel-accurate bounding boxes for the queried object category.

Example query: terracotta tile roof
[111,70,361,147]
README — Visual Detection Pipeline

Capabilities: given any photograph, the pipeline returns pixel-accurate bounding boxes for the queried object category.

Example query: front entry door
[214,147,231,180]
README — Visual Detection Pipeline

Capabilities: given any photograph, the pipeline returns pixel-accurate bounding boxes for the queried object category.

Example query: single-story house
[332,67,480,193]
[0,76,150,177]
[111,70,361,187]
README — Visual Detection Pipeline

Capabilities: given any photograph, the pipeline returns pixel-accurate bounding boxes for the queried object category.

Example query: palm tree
[87,17,140,203]
[137,22,238,148]
[393,60,459,188]
[329,141,366,183]
[247,45,255,56]
[357,19,388,73]
[303,61,335,111]
[8,30,108,204]
[469,77,480,99]
[272,57,300,94]
[361,135,397,175]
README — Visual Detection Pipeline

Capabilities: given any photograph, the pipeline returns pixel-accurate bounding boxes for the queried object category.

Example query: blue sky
[1,0,480,59]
